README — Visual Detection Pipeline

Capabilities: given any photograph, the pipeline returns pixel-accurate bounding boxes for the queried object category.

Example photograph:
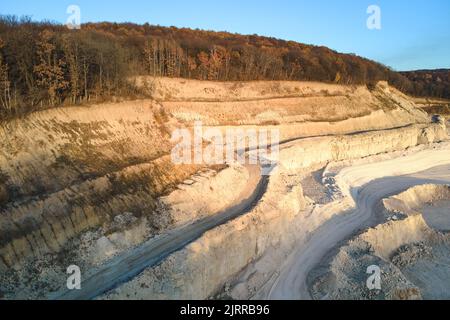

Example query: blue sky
[2,0,450,71]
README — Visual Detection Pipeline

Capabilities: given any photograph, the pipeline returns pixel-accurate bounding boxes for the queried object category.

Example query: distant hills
[401,69,450,99]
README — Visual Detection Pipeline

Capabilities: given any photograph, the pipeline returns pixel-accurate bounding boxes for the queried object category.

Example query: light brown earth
[309,184,450,300]
[1,77,449,300]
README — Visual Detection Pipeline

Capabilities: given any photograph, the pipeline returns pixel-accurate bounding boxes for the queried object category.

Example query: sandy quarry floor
[421,200,450,232]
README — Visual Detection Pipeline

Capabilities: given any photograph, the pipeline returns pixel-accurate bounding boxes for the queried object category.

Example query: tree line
[401,69,450,100]
[0,15,447,120]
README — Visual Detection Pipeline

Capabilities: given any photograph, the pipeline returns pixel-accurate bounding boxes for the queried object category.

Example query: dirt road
[265,149,450,299]
[54,132,450,300]
[53,164,267,300]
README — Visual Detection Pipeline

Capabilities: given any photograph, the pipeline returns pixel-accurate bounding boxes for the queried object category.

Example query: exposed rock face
[102,126,448,300]
[277,124,447,173]
[148,78,430,144]
[0,78,448,299]
[102,172,307,300]
[0,101,202,271]
[383,184,450,217]
[159,165,250,226]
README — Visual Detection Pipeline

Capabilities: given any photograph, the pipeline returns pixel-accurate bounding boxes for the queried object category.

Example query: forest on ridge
[0,16,449,120]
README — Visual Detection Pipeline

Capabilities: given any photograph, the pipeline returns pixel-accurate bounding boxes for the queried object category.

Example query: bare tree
[62,34,81,104]
[34,30,68,106]
[0,38,12,113]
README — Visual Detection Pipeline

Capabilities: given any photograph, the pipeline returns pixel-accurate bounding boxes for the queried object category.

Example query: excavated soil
[309,184,450,300]
[1,77,449,300]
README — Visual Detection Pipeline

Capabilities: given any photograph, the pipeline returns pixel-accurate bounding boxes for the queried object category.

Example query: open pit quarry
[1,77,450,300]
[309,184,450,300]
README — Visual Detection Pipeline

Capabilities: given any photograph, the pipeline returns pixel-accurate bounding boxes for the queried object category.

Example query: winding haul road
[265,151,450,299]
[54,123,450,300]
[54,164,268,300]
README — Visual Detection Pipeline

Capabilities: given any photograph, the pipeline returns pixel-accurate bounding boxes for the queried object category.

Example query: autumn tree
[0,38,11,113]
[165,40,184,77]
[187,55,197,78]
[62,33,81,103]
[197,51,209,80]
[0,16,448,120]
[143,38,158,75]
[34,30,68,105]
